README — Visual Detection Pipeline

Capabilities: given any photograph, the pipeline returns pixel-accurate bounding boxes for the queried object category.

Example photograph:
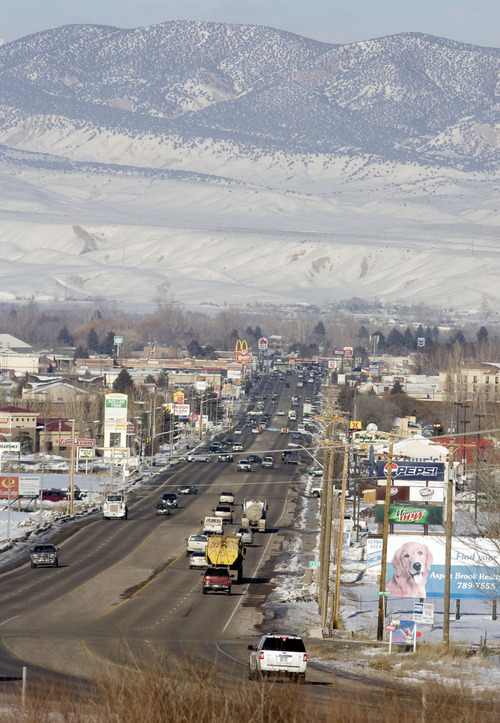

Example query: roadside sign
[19,475,40,496]
[60,438,96,448]
[309,561,320,567]
[378,591,392,596]
[0,442,20,451]
[413,602,434,625]
[114,335,123,346]
[386,624,397,631]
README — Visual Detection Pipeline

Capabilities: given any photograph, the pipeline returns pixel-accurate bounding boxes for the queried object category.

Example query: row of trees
[1,300,499,376]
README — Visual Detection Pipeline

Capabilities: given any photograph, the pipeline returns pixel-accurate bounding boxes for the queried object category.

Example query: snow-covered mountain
[0,21,498,311]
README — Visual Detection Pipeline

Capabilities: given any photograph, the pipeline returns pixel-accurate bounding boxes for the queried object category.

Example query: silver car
[234,526,253,546]
[189,551,208,569]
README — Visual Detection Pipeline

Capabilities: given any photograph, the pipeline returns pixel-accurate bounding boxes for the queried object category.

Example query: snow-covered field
[0,136,498,312]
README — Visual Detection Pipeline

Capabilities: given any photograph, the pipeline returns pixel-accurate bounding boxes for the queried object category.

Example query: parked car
[30,544,59,568]
[213,505,233,523]
[308,468,323,478]
[219,491,235,505]
[155,502,171,515]
[248,634,307,681]
[234,526,254,546]
[189,551,208,569]
[276,410,285,416]
[232,442,243,452]
[237,460,252,472]
[177,484,198,495]
[218,453,234,463]
[186,534,209,555]
[203,567,231,595]
[162,493,178,508]
[42,489,68,502]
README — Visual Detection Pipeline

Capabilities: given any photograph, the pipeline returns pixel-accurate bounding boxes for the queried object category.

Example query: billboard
[384,535,500,599]
[0,476,18,498]
[374,504,443,526]
[377,461,445,481]
[376,485,445,503]
[174,404,190,417]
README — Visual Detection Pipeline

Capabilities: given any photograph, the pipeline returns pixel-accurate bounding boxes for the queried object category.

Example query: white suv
[248,633,307,681]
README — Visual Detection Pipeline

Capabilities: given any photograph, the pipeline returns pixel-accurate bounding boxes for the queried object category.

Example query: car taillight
[259,652,265,660]
[303,654,307,662]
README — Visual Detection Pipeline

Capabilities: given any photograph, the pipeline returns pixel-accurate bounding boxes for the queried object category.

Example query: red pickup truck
[202,567,231,595]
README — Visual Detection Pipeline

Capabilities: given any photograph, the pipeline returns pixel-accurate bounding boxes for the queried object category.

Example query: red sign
[0,476,19,498]
[235,351,252,363]
[376,486,410,502]
[386,624,397,632]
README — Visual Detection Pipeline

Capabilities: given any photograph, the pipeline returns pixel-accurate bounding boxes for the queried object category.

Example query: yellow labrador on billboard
[386,540,433,597]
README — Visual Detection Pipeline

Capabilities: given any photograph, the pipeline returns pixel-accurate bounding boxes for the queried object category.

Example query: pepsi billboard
[377,461,445,481]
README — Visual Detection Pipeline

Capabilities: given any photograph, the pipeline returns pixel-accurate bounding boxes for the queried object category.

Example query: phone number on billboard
[456,581,497,590]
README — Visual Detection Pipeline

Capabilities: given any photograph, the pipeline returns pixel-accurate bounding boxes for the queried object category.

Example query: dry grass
[1,653,498,723]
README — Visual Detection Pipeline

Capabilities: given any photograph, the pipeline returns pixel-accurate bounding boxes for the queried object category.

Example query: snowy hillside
[0,22,498,311]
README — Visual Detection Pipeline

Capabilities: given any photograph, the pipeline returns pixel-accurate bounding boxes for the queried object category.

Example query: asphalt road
[0,374,320,688]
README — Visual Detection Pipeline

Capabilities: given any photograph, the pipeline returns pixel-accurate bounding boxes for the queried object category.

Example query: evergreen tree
[403,327,414,349]
[87,327,99,353]
[113,368,134,394]
[73,345,88,360]
[187,339,204,358]
[477,326,488,343]
[313,321,326,337]
[100,331,115,355]
[57,326,74,347]
[387,328,405,351]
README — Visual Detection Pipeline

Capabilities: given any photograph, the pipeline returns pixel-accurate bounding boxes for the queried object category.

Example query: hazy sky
[0,0,498,48]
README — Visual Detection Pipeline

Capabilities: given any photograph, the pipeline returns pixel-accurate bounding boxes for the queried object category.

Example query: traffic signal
[433,420,443,436]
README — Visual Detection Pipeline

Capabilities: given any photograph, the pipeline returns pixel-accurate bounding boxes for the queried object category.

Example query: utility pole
[69,419,76,516]
[377,434,394,641]
[319,443,335,628]
[474,413,485,522]
[443,441,455,654]
[332,441,349,629]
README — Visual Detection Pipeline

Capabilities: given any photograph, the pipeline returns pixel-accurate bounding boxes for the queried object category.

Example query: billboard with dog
[384,535,500,599]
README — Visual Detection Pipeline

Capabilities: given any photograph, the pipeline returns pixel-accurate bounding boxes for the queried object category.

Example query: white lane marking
[221,488,290,634]
[0,615,20,626]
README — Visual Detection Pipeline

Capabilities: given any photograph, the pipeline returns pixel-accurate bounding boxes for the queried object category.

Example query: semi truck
[241,498,268,532]
[205,535,245,583]
[102,493,128,520]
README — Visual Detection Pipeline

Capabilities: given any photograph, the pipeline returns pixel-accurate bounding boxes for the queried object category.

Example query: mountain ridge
[0,21,498,312]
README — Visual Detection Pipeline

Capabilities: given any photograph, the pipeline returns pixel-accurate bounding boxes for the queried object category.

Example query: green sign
[375,504,443,526]
[309,561,321,567]
[114,336,123,345]
[105,396,128,408]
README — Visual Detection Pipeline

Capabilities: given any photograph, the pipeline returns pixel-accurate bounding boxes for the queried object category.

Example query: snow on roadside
[264,471,500,691]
